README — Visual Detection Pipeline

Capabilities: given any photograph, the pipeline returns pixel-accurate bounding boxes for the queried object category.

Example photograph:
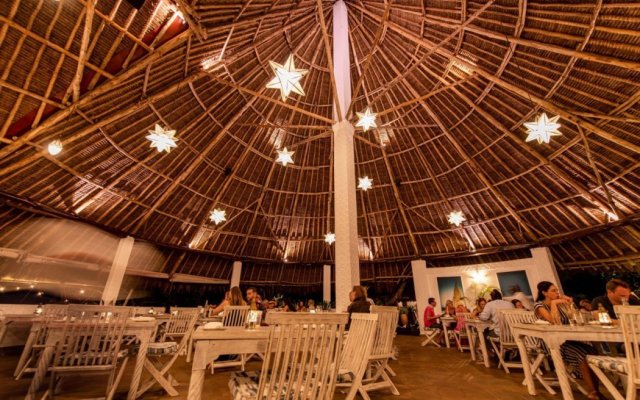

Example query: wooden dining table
[187,326,269,400]
[464,319,493,367]
[512,323,624,400]
[24,317,158,400]
[440,315,455,348]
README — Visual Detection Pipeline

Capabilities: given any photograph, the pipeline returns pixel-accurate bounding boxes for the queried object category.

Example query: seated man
[478,289,514,337]
[591,278,639,319]
[423,297,443,331]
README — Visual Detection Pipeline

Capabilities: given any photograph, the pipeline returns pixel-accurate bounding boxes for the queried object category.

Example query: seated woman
[511,299,526,309]
[208,286,246,316]
[534,281,603,400]
[471,298,486,318]
[346,286,371,328]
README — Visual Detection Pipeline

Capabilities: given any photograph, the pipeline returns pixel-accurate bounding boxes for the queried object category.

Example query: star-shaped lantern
[266,54,308,102]
[447,211,466,227]
[356,107,378,132]
[324,232,335,245]
[146,124,178,153]
[358,176,373,191]
[276,147,295,166]
[209,209,227,225]
[524,113,562,144]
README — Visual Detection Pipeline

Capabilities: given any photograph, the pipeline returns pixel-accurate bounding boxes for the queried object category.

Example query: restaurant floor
[0,335,595,399]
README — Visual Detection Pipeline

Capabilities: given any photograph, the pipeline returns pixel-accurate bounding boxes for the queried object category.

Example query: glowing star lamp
[355,107,377,132]
[47,139,63,155]
[447,211,466,226]
[358,176,373,191]
[324,232,335,245]
[266,54,308,101]
[276,147,294,166]
[524,113,562,144]
[209,209,227,225]
[146,124,178,153]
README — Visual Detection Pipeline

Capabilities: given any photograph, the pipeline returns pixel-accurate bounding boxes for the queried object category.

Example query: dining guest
[534,281,602,400]
[209,286,246,316]
[471,298,487,318]
[478,289,513,337]
[347,286,371,328]
[297,301,307,312]
[579,299,593,312]
[423,298,443,330]
[510,284,533,311]
[444,300,456,316]
[455,303,470,313]
[307,299,316,310]
[511,299,526,309]
[282,298,296,312]
[246,287,264,310]
[591,278,639,319]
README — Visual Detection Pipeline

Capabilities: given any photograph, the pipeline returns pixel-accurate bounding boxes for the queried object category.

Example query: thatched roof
[0,0,638,270]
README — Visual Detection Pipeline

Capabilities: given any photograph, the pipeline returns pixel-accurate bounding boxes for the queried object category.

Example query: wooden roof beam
[350,4,640,154]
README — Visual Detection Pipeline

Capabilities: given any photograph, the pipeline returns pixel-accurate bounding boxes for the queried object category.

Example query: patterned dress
[534,302,597,378]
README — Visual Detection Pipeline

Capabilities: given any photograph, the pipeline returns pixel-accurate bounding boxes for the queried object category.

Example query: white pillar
[333,120,360,312]
[101,236,134,305]
[230,261,242,288]
[323,264,332,304]
[530,247,562,292]
[411,259,429,333]
[332,0,359,313]
[332,0,351,120]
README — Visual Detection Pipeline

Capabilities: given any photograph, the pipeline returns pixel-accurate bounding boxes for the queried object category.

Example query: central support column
[332,0,359,313]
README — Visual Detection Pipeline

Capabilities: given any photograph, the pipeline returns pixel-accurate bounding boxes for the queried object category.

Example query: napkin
[533,320,550,325]
[204,321,224,330]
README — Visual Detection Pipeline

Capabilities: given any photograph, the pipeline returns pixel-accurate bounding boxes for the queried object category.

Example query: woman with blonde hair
[209,286,246,316]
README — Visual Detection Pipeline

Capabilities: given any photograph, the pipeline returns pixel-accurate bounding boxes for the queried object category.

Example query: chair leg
[589,365,625,400]
[107,357,128,400]
[385,363,396,377]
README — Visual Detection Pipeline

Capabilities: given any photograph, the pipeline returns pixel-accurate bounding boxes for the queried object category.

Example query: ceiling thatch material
[0,0,638,266]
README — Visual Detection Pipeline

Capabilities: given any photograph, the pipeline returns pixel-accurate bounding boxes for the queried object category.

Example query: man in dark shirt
[591,278,639,319]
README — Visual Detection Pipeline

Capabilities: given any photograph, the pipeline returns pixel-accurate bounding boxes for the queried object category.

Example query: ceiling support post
[101,236,134,305]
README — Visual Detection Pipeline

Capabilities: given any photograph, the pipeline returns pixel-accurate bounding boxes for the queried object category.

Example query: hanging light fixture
[209,209,227,225]
[355,107,377,132]
[358,176,373,191]
[146,124,178,153]
[266,54,308,101]
[324,232,335,245]
[524,112,562,144]
[276,147,294,166]
[447,211,466,226]
[47,139,63,155]
[605,211,619,222]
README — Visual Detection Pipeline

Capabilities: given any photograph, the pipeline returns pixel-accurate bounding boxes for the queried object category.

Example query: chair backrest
[34,304,69,346]
[259,312,348,400]
[616,305,640,384]
[223,305,250,327]
[165,307,201,336]
[501,309,537,348]
[52,306,132,369]
[455,312,470,333]
[370,306,399,359]
[340,313,378,376]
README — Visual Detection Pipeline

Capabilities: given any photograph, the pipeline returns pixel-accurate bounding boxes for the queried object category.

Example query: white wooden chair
[453,312,471,353]
[41,305,132,400]
[359,306,400,397]
[587,305,640,400]
[136,307,199,397]
[489,309,528,373]
[15,304,69,379]
[228,312,348,400]
[336,313,379,400]
[502,309,559,395]
[420,327,441,347]
[210,305,250,374]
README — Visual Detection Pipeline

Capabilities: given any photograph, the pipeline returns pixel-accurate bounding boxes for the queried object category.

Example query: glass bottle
[597,304,612,326]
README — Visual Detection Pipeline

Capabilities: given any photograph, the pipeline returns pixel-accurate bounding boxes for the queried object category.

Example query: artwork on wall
[497,270,532,296]
[437,276,464,311]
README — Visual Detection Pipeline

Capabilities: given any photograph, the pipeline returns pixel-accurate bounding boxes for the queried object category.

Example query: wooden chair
[41,305,132,400]
[588,305,640,400]
[489,309,528,373]
[453,312,471,353]
[420,326,441,347]
[15,304,69,379]
[210,305,251,374]
[502,309,558,395]
[228,312,348,400]
[336,313,379,400]
[358,306,400,397]
[137,307,199,397]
